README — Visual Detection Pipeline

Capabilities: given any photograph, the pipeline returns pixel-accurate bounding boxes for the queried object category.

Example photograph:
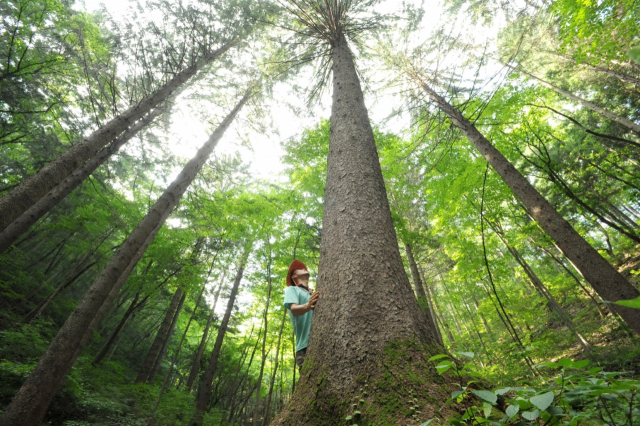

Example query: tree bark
[0,88,251,426]
[136,288,183,384]
[149,291,187,384]
[186,271,225,391]
[0,41,238,233]
[409,73,640,336]
[273,35,448,426]
[0,108,163,253]
[502,61,640,134]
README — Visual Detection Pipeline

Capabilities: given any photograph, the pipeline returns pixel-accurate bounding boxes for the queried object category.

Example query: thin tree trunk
[254,252,274,426]
[500,61,640,134]
[136,288,183,384]
[22,260,98,323]
[186,271,225,391]
[153,286,206,411]
[0,41,238,234]
[0,88,251,426]
[418,264,445,346]
[488,219,591,351]
[192,247,250,424]
[93,292,142,365]
[0,108,163,253]
[149,291,187,384]
[408,71,640,335]
[262,310,286,426]
[405,243,442,342]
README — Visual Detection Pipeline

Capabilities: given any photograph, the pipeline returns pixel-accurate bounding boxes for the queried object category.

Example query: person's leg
[295,348,307,372]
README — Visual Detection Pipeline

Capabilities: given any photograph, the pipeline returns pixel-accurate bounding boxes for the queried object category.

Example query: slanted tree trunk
[406,72,640,336]
[22,260,98,323]
[487,218,591,351]
[0,89,252,426]
[405,242,443,344]
[500,61,640,134]
[192,247,250,424]
[0,108,163,253]
[136,288,183,384]
[273,34,449,426]
[153,285,206,411]
[93,292,143,365]
[186,271,225,391]
[0,41,239,233]
[149,291,187,384]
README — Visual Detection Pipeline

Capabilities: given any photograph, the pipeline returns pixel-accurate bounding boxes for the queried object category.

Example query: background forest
[1,0,640,425]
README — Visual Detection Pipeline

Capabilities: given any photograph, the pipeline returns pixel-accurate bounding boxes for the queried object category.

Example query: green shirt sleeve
[284,286,300,310]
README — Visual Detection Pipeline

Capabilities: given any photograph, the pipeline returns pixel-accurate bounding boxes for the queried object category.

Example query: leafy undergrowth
[429,351,640,426]
[0,323,224,425]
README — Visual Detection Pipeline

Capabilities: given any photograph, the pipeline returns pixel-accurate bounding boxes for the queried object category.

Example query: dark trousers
[295,348,307,372]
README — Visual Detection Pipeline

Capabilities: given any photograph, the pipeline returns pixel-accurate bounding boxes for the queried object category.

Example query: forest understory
[2,0,640,425]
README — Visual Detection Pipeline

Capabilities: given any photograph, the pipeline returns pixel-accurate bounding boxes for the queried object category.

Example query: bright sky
[74,0,504,314]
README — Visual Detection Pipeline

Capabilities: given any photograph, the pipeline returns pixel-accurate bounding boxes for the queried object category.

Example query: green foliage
[432,353,640,426]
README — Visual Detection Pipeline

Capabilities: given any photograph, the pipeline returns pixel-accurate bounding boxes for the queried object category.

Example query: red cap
[286,260,308,287]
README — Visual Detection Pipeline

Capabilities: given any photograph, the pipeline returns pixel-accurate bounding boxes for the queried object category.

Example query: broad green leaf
[345,415,353,420]
[614,296,640,309]
[522,409,540,421]
[471,390,497,405]
[506,404,519,418]
[547,406,563,416]
[494,388,511,395]
[429,354,450,362]
[530,392,554,410]
[451,391,464,399]
[456,351,475,358]
[420,419,435,426]
[483,402,492,417]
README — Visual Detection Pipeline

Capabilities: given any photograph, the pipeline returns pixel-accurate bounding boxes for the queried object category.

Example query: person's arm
[290,291,319,317]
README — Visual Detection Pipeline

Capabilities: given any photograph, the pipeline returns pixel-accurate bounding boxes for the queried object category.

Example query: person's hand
[308,291,319,309]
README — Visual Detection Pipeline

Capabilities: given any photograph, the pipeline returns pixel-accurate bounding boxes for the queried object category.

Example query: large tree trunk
[0,41,238,234]
[192,247,250,424]
[0,108,162,254]
[186,271,225,391]
[0,89,251,426]
[136,288,183,384]
[409,74,640,336]
[149,291,186,384]
[404,242,443,344]
[501,61,640,134]
[272,35,449,426]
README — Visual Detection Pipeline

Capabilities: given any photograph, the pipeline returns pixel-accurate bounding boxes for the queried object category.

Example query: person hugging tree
[284,260,319,372]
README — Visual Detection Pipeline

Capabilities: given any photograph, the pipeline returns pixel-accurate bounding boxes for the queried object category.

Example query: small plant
[430,351,640,426]
[345,384,367,426]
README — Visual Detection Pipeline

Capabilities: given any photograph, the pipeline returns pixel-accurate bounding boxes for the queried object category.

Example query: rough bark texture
[0,108,162,253]
[136,288,183,384]
[192,248,250,424]
[412,76,640,335]
[0,89,250,426]
[503,62,640,134]
[272,36,450,426]
[0,41,238,234]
